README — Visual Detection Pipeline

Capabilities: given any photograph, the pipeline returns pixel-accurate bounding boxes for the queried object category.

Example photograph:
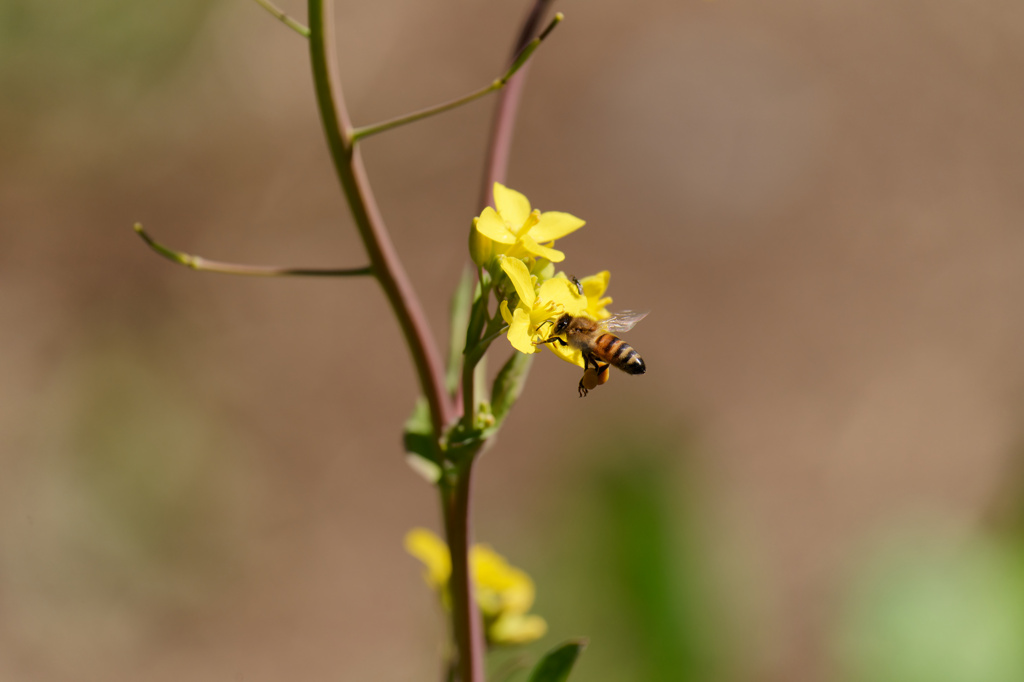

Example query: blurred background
[3,0,1024,680]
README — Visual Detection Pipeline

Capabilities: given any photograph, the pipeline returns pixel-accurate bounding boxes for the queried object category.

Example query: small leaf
[527,639,587,682]
[445,420,489,465]
[404,453,441,484]
[492,351,534,424]
[403,397,439,482]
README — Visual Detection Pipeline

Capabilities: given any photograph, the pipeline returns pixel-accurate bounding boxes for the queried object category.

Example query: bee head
[553,314,573,335]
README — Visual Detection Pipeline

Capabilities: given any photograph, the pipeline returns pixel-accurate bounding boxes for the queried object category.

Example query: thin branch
[251,0,311,37]
[350,13,563,144]
[307,0,454,436]
[134,224,372,277]
[478,0,558,211]
[353,82,503,144]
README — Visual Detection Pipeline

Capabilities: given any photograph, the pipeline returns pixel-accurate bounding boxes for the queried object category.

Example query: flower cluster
[405,528,547,646]
[471,183,615,369]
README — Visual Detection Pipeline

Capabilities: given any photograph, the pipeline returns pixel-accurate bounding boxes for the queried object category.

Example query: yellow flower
[498,256,585,362]
[406,527,452,595]
[497,257,618,368]
[405,528,548,647]
[471,183,585,267]
[472,544,548,645]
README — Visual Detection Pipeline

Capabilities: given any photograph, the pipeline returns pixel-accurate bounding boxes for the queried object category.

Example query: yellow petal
[493,183,532,228]
[506,306,538,355]
[579,270,609,298]
[499,300,514,325]
[546,338,584,368]
[472,544,536,612]
[519,234,565,263]
[489,613,548,645]
[589,296,613,320]
[498,574,535,613]
[475,207,516,244]
[578,271,612,319]
[498,256,536,307]
[473,545,521,589]
[529,211,585,243]
[405,528,451,589]
[539,278,586,316]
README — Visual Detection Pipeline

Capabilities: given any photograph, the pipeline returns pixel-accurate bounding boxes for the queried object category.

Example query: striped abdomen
[592,333,646,375]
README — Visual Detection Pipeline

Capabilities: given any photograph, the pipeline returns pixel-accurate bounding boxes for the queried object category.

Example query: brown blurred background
[3,0,1024,680]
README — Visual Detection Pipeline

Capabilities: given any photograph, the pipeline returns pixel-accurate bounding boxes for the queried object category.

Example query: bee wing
[601,310,649,333]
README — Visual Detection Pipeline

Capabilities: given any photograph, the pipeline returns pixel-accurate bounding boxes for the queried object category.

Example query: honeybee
[536,311,648,397]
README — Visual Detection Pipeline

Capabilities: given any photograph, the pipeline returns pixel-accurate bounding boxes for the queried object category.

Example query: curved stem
[134,224,372,277]
[478,0,558,210]
[351,13,562,144]
[308,0,453,437]
[252,0,310,37]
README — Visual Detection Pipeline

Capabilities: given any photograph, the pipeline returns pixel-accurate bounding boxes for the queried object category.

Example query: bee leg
[578,355,598,397]
[578,361,611,398]
[534,336,568,347]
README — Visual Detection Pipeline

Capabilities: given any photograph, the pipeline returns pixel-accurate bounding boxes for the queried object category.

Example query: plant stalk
[307,0,454,438]
[133,224,372,277]
[441,458,485,682]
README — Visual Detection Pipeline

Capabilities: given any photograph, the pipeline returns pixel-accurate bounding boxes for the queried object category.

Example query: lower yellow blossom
[405,528,548,647]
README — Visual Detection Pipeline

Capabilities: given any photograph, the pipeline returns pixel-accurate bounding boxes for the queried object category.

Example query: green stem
[252,0,311,37]
[479,322,510,349]
[441,456,485,682]
[350,13,563,143]
[307,0,453,439]
[352,81,502,143]
[461,315,507,430]
[443,4,559,672]
[134,224,372,277]
[459,291,490,427]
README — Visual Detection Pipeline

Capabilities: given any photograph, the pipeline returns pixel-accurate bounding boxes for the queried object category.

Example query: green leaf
[446,266,475,395]
[464,279,491,358]
[403,397,440,482]
[492,351,534,424]
[527,639,587,682]
[445,419,489,465]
